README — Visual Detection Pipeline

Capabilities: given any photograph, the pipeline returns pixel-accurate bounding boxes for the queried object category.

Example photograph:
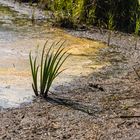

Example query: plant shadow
[46,96,100,116]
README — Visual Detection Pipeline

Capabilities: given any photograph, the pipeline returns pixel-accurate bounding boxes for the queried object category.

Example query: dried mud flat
[0,30,140,140]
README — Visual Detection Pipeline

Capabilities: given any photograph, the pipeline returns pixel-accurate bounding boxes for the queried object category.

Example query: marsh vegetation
[29,41,69,98]
[19,0,140,34]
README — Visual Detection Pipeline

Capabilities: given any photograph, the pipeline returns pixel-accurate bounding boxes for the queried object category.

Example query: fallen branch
[120,115,140,118]
[133,67,140,79]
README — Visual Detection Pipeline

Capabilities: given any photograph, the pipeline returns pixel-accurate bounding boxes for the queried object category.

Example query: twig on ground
[120,115,140,118]
[133,67,140,79]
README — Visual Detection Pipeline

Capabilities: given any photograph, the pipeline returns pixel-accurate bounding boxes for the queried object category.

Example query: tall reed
[134,16,140,49]
[29,41,69,98]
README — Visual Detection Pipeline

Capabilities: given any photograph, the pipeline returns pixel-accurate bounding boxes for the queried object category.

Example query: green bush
[18,0,140,33]
[48,0,140,33]
[29,41,69,98]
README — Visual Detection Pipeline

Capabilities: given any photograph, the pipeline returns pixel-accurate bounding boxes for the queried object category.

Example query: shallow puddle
[0,1,108,109]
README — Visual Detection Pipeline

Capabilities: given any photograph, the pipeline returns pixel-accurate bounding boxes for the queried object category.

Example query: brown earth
[0,28,140,139]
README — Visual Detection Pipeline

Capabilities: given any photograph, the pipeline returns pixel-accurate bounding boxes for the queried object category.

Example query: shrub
[29,41,69,98]
[17,0,140,33]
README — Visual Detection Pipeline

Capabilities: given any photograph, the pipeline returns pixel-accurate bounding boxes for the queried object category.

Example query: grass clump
[134,15,140,49]
[29,41,69,98]
[107,11,115,46]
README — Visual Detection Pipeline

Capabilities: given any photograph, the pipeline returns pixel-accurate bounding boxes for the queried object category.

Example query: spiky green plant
[29,41,69,98]
[135,19,140,34]
[107,11,115,46]
[29,54,39,96]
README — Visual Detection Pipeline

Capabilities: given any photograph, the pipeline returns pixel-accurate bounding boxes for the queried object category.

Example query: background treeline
[19,0,140,34]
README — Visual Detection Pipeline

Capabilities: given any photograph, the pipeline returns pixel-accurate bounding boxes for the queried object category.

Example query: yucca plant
[29,41,69,98]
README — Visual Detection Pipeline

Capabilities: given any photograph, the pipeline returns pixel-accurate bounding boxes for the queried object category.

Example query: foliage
[135,16,140,35]
[107,10,115,46]
[18,0,140,33]
[29,41,69,98]
[108,12,115,30]
[47,0,85,28]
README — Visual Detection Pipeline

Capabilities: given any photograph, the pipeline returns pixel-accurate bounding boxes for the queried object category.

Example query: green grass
[29,41,69,98]
[134,16,140,49]
[107,11,115,46]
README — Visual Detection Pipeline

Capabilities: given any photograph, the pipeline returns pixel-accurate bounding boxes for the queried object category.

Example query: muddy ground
[0,28,140,140]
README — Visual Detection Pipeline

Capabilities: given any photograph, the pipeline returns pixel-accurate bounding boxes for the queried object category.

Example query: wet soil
[0,1,107,108]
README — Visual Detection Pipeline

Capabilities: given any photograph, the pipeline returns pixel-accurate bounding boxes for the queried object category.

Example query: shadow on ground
[46,96,101,116]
